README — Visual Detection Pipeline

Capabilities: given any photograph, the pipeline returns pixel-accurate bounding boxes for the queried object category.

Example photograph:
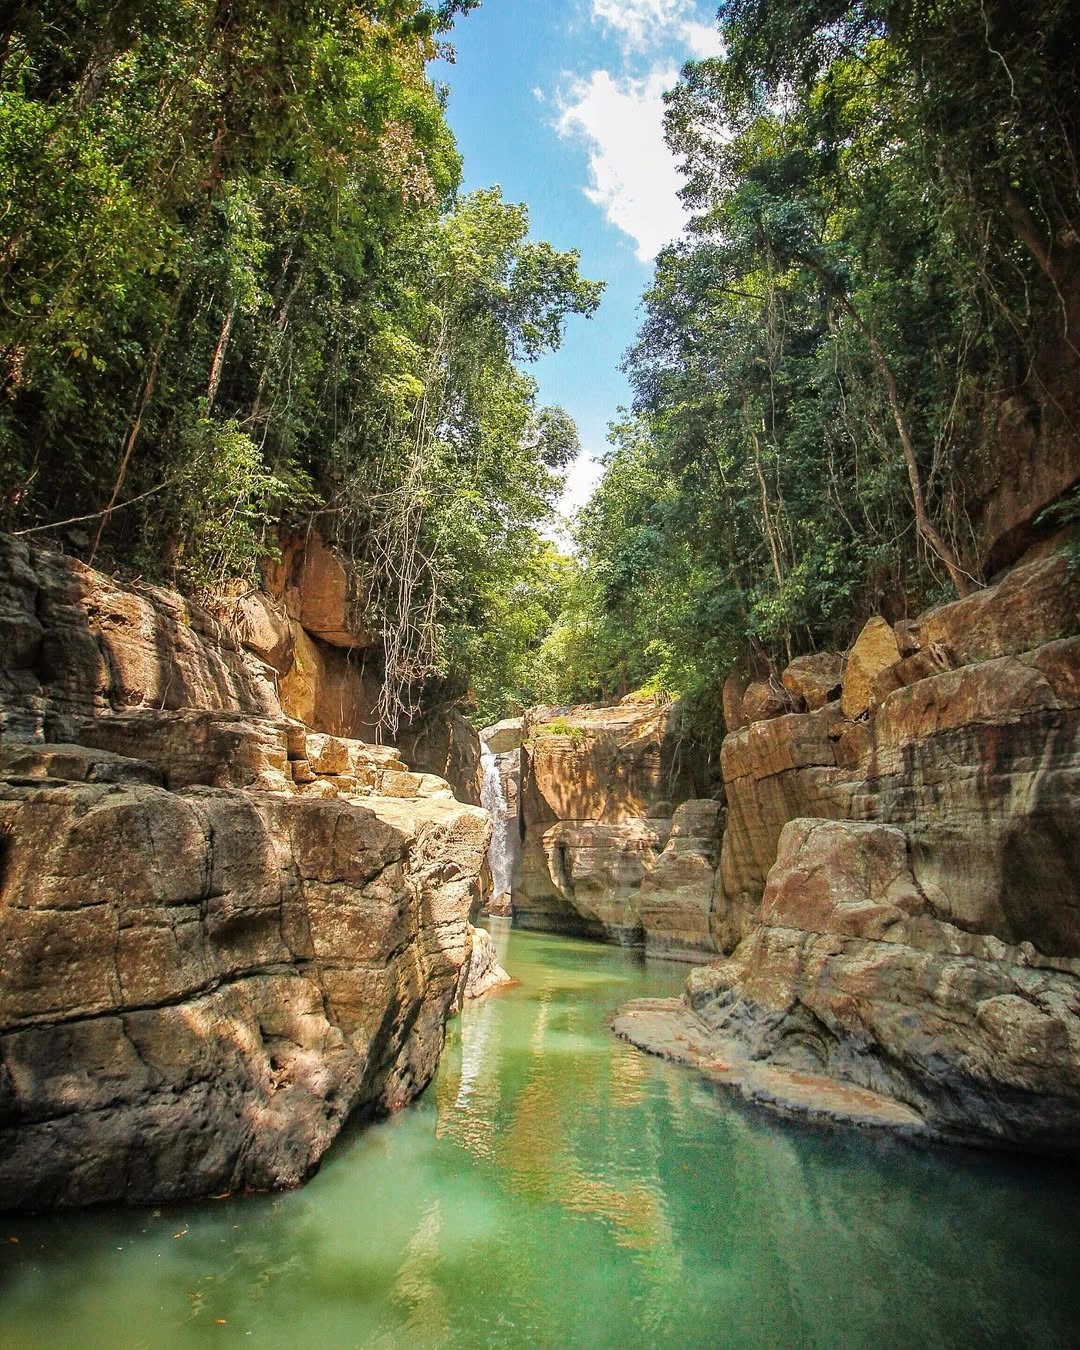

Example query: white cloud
[590,0,691,51]
[682,20,725,59]
[557,68,686,260]
[588,1,722,58]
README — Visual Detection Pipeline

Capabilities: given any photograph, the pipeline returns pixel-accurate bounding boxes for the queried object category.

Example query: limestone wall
[513,698,717,956]
[615,535,1080,1151]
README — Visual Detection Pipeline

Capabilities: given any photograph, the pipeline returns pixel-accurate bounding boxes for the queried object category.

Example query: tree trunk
[795,251,976,597]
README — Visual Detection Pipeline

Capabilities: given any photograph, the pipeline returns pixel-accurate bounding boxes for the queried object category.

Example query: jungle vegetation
[0,0,600,728]
[3,2,1076,734]
[534,0,1079,737]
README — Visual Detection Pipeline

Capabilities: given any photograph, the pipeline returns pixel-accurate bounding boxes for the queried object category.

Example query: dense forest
[0,0,599,727]
[2,1,1077,734]
[537,0,1080,738]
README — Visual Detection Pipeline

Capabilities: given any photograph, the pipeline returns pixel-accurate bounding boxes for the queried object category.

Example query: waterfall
[480,739,515,910]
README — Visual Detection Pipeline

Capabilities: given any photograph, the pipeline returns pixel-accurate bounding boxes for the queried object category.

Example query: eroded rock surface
[0,534,280,743]
[615,537,1080,1150]
[398,707,483,807]
[0,768,489,1210]
[463,925,514,1001]
[513,698,714,954]
[0,537,490,1209]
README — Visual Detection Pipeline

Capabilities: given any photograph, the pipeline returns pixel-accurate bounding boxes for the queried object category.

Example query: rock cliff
[0,536,490,1209]
[615,537,1080,1151]
[513,699,717,957]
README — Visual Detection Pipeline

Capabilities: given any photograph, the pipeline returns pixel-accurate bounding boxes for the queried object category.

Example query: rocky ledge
[513,698,717,957]
[0,734,490,1211]
[614,537,1080,1152]
[0,537,491,1209]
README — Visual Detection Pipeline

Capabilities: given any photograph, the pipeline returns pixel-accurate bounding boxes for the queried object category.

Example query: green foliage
[535,0,1077,733]
[0,1,603,729]
[537,716,586,746]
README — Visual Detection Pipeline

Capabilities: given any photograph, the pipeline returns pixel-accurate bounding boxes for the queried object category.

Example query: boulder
[781,652,843,711]
[304,731,350,776]
[840,616,901,720]
[740,680,790,725]
[758,818,928,939]
[915,542,1079,665]
[230,590,295,674]
[479,717,525,754]
[0,775,490,1209]
[867,642,956,709]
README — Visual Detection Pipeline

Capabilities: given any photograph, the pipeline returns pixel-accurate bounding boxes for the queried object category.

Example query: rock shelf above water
[610,538,1080,1152]
[612,999,928,1136]
[0,536,491,1211]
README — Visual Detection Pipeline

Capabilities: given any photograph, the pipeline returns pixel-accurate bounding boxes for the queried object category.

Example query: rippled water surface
[2,922,1078,1349]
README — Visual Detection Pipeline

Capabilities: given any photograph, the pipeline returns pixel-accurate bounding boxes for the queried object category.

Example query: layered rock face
[0,537,490,1209]
[463,924,514,1001]
[617,538,1080,1150]
[398,707,484,807]
[223,526,483,803]
[513,699,717,956]
[0,535,280,743]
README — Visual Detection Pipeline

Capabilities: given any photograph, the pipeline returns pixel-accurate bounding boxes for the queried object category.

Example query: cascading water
[480,738,516,913]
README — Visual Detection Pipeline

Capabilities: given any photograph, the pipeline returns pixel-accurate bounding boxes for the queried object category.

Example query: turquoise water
[1,922,1078,1349]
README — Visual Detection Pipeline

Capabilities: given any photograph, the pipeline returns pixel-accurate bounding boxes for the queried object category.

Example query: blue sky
[433,1,723,519]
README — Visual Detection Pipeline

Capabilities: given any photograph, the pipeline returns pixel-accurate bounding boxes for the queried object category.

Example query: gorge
[2,0,1079,1345]
[3,925,1079,1348]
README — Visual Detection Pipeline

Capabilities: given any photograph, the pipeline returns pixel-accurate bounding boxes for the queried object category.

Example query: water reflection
[1,925,1078,1349]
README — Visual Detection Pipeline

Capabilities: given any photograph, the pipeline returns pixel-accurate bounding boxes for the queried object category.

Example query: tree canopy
[0,0,601,728]
[534,0,1078,738]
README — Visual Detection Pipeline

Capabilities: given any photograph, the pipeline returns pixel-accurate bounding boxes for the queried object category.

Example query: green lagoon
[2,922,1077,1349]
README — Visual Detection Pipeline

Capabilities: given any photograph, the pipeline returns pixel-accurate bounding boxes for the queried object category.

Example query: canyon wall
[0,534,490,1209]
[615,535,1080,1151]
[513,699,719,959]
